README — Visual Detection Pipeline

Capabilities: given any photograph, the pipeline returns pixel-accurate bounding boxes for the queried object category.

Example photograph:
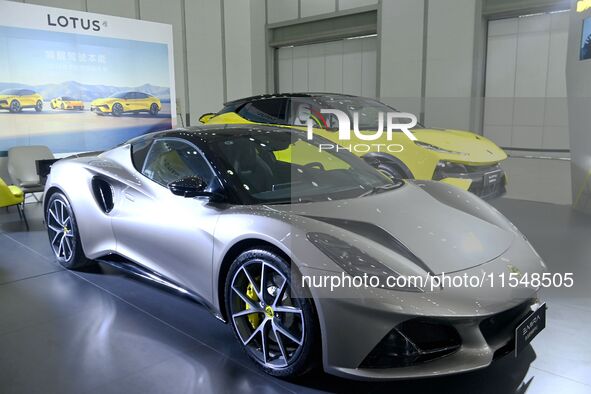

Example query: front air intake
[91,177,114,213]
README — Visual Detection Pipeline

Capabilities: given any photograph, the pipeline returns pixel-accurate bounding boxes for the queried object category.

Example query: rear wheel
[225,248,319,378]
[46,193,94,269]
[112,102,123,116]
[9,100,21,113]
[35,100,43,112]
[149,103,159,116]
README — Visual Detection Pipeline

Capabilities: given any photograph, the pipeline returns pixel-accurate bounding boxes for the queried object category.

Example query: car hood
[413,128,508,164]
[269,182,514,274]
[0,95,15,100]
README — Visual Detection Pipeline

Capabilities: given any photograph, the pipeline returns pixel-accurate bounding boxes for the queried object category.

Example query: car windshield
[1,89,20,95]
[62,96,75,101]
[289,96,424,130]
[109,92,127,98]
[208,129,400,204]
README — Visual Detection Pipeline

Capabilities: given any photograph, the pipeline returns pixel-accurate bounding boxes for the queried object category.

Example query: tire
[35,100,43,112]
[111,102,123,116]
[149,103,159,116]
[51,102,56,109]
[61,103,65,110]
[375,161,410,180]
[45,193,94,270]
[9,99,21,113]
[225,248,319,378]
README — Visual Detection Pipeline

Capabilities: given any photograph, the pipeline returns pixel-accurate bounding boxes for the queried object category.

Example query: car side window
[137,93,148,99]
[238,98,288,125]
[288,98,336,129]
[142,139,216,189]
[131,139,152,172]
[125,92,135,99]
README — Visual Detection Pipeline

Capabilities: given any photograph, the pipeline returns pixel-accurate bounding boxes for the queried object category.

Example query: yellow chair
[0,177,29,230]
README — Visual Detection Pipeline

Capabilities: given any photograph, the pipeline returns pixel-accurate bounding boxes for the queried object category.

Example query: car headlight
[306,232,423,292]
[435,161,468,174]
[415,141,467,155]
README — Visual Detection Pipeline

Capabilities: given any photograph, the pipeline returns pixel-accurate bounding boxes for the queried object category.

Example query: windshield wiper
[359,182,401,197]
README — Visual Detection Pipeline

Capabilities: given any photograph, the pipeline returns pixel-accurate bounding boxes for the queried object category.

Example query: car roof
[223,92,358,107]
[131,124,299,146]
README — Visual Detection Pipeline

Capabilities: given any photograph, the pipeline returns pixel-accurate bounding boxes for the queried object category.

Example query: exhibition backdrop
[0,0,176,155]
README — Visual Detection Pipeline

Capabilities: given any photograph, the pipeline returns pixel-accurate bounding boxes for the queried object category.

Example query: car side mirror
[168,176,208,197]
[199,113,216,124]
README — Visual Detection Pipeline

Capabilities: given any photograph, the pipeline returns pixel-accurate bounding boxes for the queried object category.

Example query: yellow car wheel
[375,161,410,181]
[111,102,123,117]
[35,100,43,112]
[149,103,159,116]
[9,100,21,113]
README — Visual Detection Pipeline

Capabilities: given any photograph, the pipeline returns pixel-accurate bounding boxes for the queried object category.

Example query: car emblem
[507,264,522,277]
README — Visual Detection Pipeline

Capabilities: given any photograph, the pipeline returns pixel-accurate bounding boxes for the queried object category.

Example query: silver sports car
[43,124,546,380]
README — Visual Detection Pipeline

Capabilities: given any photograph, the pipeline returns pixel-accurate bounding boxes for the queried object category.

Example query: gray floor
[501,156,572,205]
[0,199,590,394]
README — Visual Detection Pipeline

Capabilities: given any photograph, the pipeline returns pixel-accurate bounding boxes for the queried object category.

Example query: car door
[135,92,149,111]
[122,92,136,112]
[111,138,222,302]
[21,90,34,106]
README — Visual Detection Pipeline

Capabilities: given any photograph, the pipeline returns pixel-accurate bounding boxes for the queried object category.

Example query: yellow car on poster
[51,96,84,110]
[0,88,43,113]
[91,91,161,117]
[201,93,508,199]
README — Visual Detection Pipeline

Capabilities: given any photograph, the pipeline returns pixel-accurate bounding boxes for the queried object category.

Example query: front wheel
[9,100,21,113]
[111,102,123,116]
[46,193,94,269]
[149,103,159,116]
[35,100,43,112]
[225,248,319,378]
[375,161,409,180]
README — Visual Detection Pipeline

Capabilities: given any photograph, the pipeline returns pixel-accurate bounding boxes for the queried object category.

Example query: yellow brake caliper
[246,282,260,329]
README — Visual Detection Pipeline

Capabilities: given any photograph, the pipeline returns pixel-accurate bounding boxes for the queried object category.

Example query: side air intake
[91,177,114,213]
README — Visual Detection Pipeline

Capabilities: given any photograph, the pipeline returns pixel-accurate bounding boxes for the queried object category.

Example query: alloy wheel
[9,100,21,113]
[229,260,305,369]
[47,199,75,262]
[112,103,123,116]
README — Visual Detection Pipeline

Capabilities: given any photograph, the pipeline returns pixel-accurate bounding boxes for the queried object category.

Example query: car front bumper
[301,241,543,380]
[436,163,507,199]
[91,105,109,113]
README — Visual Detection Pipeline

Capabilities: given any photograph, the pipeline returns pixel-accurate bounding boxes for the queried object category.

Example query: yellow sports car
[91,91,161,116]
[0,88,43,113]
[201,93,508,199]
[51,96,84,110]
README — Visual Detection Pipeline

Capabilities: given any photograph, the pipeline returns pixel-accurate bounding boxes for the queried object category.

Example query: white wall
[423,0,480,131]
[277,36,377,96]
[484,12,569,149]
[379,0,424,116]
[566,0,591,213]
